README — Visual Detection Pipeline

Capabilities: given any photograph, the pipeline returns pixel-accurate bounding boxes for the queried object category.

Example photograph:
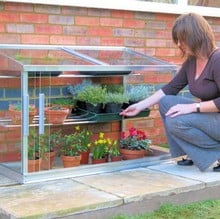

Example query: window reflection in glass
[189,0,219,7]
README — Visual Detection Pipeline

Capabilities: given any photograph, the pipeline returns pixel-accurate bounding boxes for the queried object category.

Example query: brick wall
[0,2,220,161]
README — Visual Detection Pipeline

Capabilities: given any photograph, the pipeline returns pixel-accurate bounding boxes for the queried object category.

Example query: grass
[112,199,220,219]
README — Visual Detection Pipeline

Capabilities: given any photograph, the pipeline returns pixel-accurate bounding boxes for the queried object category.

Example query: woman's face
[177,40,192,56]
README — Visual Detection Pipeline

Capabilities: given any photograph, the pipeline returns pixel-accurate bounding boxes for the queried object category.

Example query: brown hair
[172,13,216,58]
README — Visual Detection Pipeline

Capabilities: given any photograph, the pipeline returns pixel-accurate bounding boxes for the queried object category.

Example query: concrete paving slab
[0,173,18,187]
[74,167,204,203]
[148,159,220,187]
[0,178,122,219]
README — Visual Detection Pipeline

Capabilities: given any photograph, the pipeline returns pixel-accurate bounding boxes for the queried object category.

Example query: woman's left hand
[165,103,195,117]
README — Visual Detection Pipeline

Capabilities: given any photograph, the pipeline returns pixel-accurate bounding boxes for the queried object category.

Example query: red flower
[129,127,137,137]
[121,131,126,139]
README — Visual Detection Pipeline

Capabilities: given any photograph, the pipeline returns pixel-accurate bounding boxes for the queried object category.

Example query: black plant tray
[70,108,150,123]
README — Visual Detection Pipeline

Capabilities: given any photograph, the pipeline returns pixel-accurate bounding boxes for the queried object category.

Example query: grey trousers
[159,95,220,171]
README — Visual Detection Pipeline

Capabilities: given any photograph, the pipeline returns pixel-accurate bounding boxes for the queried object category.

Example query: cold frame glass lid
[0,45,177,76]
[63,46,177,73]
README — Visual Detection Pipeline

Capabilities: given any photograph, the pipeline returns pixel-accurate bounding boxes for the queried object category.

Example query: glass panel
[0,48,93,66]
[139,0,177,3]
[66,48,165,66]
[0,69,22,174]
[188,0,219,7]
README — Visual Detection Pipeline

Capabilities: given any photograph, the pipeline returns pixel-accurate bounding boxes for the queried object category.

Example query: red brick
[100,18,123,27]
[76,37,100,46]
[88,27,112,37]
[21,34,49,44]
[5,2,33,12]
[155,48,176,57]
[101,37,124,46]
[0,23,5,32]
[112,10,134,18]
[123,19,145,28]
[35,24,62,35]
[50,35,75,45]
[75,16,100,26]
[0,12,20,22]
[21,13,48,23]
[0,34,20,44]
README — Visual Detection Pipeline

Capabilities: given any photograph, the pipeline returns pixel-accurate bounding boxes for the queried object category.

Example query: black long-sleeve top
[162,48,220,110]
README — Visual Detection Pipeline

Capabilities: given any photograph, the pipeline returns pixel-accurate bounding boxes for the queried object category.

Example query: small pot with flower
[9,102,37,124]
[91,132,110,164]
[108,140,122,162]
[28,128,47,172]
[76,84,107,113]
[61,134,82,168]
[119,127,152,160]
[40,130,63,170]
[73,126,93,164]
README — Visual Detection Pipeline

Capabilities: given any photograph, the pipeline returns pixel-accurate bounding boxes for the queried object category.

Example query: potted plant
[125,84,151,106]
[51,98,75,116]
[119,127,152,160]
[40,130,62,170]
[61,133,82,168]
[67,79,93,110]
[91,132,110,164]
[44,105,69,124]
[27,128,46,172]
[104,92,129,113]
[76,84,107,113]
[105,84,124,94]
[108,140,122,162]
[9,102,37,124]
[73,126,93,164]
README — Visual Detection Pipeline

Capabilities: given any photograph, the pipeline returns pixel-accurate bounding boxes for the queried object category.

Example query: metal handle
[23,95,29,136]
[39,93,45,134]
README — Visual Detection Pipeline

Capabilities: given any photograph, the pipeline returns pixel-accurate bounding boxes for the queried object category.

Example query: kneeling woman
[120,13,220,172]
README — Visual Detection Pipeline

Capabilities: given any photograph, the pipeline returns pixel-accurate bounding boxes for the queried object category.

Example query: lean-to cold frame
[0,44,177,183]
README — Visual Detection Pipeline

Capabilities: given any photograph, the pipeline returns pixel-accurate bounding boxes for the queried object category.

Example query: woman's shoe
[213,163,220,172]
[177,158,194,166]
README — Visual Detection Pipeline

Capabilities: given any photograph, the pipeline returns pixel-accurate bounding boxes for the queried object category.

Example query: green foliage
[91,132,110,159]
[67,79,93,96]
[108,140,120,157]
[105,84,124,94]
[51,98,74,106]
[28,128,62,159]
[73,126,93,152]
[112,200,220,219]
[9,102,36,111]
[125,85,152,102]
[61,133,82,156]
[104,92,129,104]
[77,84,107,106]
[28,129,46,160]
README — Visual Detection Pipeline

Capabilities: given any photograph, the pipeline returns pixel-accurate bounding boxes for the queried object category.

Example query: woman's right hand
[120,103,142,117]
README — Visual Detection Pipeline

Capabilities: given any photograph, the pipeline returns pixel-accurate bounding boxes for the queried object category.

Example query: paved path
[1,158,220,219]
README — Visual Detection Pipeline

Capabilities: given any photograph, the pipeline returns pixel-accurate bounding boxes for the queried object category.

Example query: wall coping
[4,0,220,18]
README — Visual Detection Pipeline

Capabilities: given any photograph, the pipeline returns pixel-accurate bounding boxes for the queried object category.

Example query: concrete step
[1,158,220,219]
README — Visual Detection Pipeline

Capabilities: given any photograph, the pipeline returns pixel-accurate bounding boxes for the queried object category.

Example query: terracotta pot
[119,148,145,160]
[79,150,90,164]
[28,158,42,172]
[92,156,108,164]
[41,151,56,170]
[44,107,69,124]
[61,155,81,168]
[110,155,123,162]
[9,104,37,124]
[51,104,73,117]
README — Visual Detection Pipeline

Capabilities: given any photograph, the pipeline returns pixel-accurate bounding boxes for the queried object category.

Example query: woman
[120,13,220,172]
